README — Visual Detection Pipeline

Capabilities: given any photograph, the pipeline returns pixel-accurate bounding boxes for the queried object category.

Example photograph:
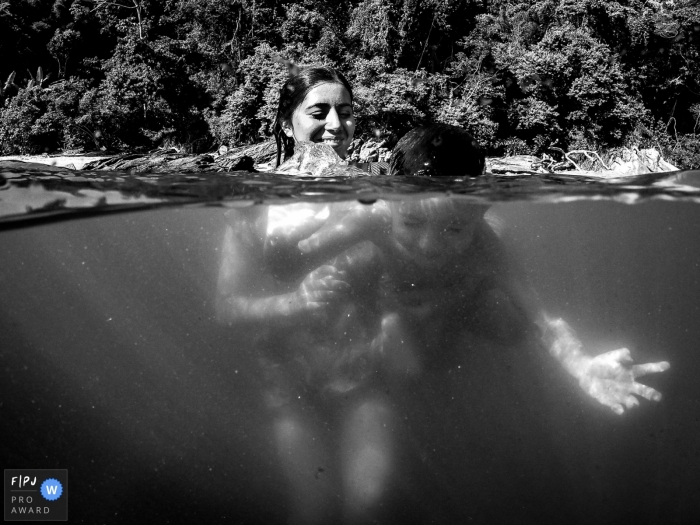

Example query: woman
[217,65,359,323]
[218,65,391,524]
[273,65,356,167]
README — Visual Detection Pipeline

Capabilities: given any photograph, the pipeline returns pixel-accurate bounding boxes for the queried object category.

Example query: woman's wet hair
[272,65,354,167]
[389,124,486,177]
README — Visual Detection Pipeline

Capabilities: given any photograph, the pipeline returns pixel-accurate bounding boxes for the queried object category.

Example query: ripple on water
[1,167,700,229]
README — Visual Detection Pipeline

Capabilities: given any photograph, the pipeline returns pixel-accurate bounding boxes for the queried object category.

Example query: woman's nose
[325,109,342,131]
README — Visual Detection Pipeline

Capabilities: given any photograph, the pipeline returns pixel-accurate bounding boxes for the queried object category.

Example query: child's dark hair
[272,66,354,167]
[389,124,485,177]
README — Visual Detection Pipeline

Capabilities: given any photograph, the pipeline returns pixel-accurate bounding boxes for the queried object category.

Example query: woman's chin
[332,145,349,159]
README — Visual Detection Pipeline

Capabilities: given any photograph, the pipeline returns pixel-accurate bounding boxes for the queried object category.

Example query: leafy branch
[92,0,146,40]
[25,67,51,89]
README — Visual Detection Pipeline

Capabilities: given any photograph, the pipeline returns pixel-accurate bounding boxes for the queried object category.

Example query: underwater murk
[1,168,699,524]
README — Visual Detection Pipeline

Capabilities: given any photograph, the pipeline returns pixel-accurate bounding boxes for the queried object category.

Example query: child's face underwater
[389,198,487,271]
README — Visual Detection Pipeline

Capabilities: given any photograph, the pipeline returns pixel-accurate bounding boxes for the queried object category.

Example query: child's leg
[272,406,338,525]
[340,394,395,524]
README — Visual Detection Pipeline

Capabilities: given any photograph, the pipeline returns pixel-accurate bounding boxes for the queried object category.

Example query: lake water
[1,168,699,524]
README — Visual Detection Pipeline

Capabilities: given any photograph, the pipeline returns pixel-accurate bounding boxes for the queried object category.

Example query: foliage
[86,35,210,150]
[0,0,698,158]
[0,78,91,154]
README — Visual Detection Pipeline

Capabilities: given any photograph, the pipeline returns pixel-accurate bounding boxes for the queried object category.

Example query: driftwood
[547,148,611,171]
[486,155,540,174]
[489,147,678,176]
[81,141,277,172]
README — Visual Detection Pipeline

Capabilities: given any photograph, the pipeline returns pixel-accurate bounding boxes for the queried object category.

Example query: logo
[40,479,63,502]
[4,470,67,521]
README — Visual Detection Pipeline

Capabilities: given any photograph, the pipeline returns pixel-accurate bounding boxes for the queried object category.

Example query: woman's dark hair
[389,124,486,177]
[272,65,354,167]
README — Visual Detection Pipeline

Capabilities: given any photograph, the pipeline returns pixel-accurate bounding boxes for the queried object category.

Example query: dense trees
[1,0,699,167]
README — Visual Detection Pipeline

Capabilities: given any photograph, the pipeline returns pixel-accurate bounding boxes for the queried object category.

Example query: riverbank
[0,146,679,177]
[0,154,113,171]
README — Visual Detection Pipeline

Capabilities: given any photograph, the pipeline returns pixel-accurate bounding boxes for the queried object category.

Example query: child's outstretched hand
[577,348,670,415]
[293,265,350,316]
[297,200,392,259]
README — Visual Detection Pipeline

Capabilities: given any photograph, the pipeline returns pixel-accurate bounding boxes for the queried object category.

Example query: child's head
[385,124,488,271]
[387,197,489,272]
[389,124,485,177]
[273,66,355,166]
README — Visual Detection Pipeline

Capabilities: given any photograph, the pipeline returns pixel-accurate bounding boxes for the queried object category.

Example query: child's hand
[577,348,670,415]
[298,201,392,257]
[293,265,350,315]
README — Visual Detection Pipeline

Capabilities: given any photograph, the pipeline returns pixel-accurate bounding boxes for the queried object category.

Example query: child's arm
[298,201,672,414]
[494,237,670,415]
[537,314,669,414]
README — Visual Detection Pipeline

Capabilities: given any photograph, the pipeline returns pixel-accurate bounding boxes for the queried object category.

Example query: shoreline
[0,154,113,171]
[0,147,679,177]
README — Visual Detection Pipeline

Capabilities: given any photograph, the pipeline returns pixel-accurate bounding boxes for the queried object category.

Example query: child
[295,124,670,413]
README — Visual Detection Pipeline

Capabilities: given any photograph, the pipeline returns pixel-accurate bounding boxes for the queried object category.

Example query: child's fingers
[604,348,633,364]
[632,361,670,378]
[630,382,663,402]
[623,395,640,409]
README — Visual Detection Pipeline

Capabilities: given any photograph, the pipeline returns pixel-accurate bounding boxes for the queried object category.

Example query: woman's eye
[447,227,463,234]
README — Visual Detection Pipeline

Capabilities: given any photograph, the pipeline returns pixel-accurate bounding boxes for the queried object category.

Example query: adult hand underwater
[294,124,671,415]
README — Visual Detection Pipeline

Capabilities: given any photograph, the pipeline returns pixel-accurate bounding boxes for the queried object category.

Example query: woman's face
[282,82,355,159]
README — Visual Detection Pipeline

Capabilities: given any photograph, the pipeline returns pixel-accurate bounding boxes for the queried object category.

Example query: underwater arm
[215,206,346,326]
[217,264,350,326]
[297,200,393,260]
[492,230,670,415]
[537,315,670,415]
[263,203,333,282]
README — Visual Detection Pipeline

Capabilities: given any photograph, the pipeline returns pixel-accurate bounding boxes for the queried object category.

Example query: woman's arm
[218,264,350,326]
[215,205,350,326]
